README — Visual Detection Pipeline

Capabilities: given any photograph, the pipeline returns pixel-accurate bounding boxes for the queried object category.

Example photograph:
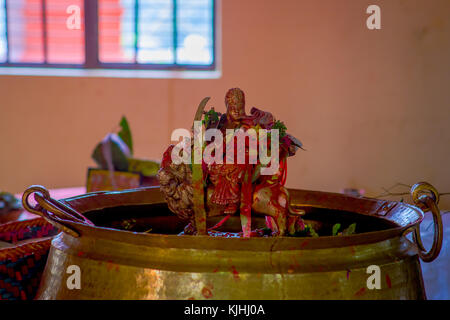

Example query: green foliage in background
[203,109,221,127]
[272,120,287,138]
[118,116,133,155]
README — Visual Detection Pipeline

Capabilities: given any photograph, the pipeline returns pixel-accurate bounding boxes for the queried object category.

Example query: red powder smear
[208,215,231,231]
[188,297,196,300]
[240,165,253,238]
[386,274,392,288]
[106,260,119,272]
[202,287,213,299]
[346,269,351,280]
[77,251,85,257]
[290,257,300,268]
[106,260,114,270]
[300,240,310,249]
[354,287,366,297]
[280,158,287,186]
[265,216,274,230]
[231,266,240,280]
[212,268,218,273]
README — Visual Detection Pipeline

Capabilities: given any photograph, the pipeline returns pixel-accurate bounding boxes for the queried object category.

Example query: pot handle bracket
[411,182,443,263]
[22,185,94,238]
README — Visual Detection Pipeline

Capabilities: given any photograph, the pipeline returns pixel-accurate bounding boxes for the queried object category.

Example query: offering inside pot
[81,201,397,238]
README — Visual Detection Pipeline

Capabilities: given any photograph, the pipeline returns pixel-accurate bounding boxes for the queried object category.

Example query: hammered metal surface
[36,187,426,300]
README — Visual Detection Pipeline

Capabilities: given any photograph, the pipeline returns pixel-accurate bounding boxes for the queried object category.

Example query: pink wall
[1,0,449,208]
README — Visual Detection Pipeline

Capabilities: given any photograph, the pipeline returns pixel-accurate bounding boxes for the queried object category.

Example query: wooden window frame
[0,0,216,71]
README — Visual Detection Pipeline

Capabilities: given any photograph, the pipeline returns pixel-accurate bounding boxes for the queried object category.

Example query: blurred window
[0,0,215,70]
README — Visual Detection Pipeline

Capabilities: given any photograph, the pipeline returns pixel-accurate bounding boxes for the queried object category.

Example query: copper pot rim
[53,186,423,250]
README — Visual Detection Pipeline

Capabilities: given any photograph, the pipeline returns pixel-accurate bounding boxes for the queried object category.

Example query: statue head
[225,88,246,121]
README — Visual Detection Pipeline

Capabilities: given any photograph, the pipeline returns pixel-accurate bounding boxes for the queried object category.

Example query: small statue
[206,88,254,215]
[158,88,305,236]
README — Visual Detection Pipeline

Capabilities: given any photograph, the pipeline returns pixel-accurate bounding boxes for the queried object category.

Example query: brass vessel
[22,182,443,299]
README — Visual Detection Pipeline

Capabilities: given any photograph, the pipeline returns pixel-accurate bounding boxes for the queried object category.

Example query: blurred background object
[341,188,365,198]
[0,191,22,223]
[88,116,160,192]
[419,212,450,300]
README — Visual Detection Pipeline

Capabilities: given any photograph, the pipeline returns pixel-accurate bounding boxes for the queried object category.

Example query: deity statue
[207,88,254,215]
[157,88,305,237]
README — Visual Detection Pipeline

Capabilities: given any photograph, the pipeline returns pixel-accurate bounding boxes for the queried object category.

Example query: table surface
[14,187,86,221]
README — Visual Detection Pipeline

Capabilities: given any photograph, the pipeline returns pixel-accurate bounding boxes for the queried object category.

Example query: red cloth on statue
[208,164,245,205]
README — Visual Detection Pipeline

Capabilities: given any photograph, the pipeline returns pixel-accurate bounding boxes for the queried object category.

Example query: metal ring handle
[411,182,443,263]
[22,185,94,238]
[412,181,440,206]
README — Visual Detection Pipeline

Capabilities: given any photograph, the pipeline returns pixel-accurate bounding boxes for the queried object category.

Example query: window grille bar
[1,0,216,70]
[42,0,48,63]
[173,0,177,65]
[84,0,99,68]
[134,0,139,63]
[4,0,9,62]
[212,0,216,68]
